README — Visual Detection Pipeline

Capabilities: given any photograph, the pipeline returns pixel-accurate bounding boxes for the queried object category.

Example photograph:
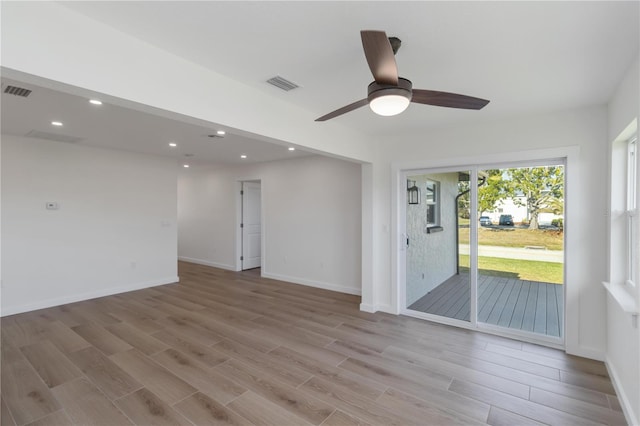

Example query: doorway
[240,181,262,270]
[401,161,565,344]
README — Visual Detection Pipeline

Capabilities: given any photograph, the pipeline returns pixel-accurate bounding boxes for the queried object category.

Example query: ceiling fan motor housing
[367,77,413,102]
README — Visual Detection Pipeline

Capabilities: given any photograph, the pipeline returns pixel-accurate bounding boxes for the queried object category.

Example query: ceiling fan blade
[411,89,490,110]
[360,30,398,86]
[315,99,369,122]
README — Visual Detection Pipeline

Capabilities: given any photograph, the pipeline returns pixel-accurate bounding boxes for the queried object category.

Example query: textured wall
[406,172,462,306]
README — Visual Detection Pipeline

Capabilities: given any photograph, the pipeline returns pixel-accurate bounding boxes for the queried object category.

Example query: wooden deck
[408,273,563,337]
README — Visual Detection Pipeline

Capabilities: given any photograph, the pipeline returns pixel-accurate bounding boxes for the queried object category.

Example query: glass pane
[406,170,471,322]
[477,166,564,338]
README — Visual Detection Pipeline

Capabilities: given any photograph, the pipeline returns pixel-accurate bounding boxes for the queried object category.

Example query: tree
[458,169,509,218]
[457,180,470,219]
[457,170,507,218]
[505,166,564,230]
[478,170,506,215]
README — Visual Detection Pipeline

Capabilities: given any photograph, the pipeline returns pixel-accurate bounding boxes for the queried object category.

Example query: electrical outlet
[45,201,59,210]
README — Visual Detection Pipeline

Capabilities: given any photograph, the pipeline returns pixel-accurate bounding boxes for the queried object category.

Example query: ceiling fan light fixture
[369,94,411,116]
[367,78,413,117]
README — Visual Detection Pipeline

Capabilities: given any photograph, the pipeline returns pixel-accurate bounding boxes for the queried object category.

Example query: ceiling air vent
[4,85,32,97]
[25,130,84,144]
[266,76,299,92]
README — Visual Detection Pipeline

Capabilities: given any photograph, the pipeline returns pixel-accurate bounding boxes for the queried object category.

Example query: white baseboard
[359,303,396,314]
[0,276,179,317]
[360,303,376,313]
[565,346,605,362]
[375,304,397,314]
[261,272,361,296]
[178,256,236,271]
[605,356,639,426]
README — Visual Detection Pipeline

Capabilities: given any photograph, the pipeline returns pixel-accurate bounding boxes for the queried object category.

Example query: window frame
[425,179,440,227]
[626,137,638,287]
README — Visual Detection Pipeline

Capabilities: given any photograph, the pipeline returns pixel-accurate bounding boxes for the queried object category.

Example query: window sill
[602,281,639,317]
[426,226,443,234]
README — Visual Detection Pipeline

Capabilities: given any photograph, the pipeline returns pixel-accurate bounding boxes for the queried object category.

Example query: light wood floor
[1,261,626,426]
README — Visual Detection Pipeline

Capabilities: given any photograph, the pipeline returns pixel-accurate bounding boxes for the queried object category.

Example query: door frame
[392,146,578,350]
[235,178,265,272]
[399,166,479,331]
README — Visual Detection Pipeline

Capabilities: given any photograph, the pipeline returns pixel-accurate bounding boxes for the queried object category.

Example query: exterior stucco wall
[406,172,461,306]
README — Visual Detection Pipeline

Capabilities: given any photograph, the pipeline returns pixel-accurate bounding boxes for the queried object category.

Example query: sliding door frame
[392,147,578,350]
[398,166,478,331]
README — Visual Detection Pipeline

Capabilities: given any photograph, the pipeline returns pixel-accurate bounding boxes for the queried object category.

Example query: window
[425,180,439,226]
[627,137,637,286]
[627,138,637,210]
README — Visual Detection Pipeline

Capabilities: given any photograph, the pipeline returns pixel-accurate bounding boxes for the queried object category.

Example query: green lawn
[458,227,564,251]
[459,255,563,284]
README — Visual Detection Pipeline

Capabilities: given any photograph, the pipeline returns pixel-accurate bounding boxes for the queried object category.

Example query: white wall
[606,54,639,426]
[406,172,459,305]
[1,135,178,316]
[365,106,609,360]
[178,155,362,295]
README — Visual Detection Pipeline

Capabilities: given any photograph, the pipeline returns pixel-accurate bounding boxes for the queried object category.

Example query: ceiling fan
[315,30,490,122]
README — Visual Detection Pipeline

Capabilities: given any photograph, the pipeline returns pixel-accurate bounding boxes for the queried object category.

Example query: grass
[458,227,564,251]
[459,255,563,284]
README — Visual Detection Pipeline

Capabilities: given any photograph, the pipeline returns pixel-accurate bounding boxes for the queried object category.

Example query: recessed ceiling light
[169,142,177,147]
[51,121,63,126]
[216,130,226,136]
[288,147,295,151]
[240,155,247,159]
[183,164,190,168]
[89,99,102,105]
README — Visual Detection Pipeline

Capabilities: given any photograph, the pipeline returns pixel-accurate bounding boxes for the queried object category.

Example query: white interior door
[242,182,261,270]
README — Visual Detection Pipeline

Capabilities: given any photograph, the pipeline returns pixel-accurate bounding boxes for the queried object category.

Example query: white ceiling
[2,2,638,165]
[0,77,312,165]
[60,1,639,136]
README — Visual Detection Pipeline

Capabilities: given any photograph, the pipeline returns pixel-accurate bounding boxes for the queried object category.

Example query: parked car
[499,214,514,226]
[479,216,492,226]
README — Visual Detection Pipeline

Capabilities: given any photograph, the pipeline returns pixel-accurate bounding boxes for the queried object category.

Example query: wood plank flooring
[408,273,564,337]
[1,261,625,426]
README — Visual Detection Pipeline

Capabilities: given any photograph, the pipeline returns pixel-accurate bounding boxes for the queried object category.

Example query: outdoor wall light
[407,180,420,204]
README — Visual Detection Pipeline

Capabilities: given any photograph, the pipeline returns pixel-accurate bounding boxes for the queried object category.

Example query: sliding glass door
[403,162,565,343]
[476,165,564,339]
[405,169,472,324]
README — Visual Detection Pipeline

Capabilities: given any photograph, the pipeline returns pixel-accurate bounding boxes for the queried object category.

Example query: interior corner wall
[606,53,639,426]
[368,105,609,359]
[177,155,362,295]
[1,135,178,316]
